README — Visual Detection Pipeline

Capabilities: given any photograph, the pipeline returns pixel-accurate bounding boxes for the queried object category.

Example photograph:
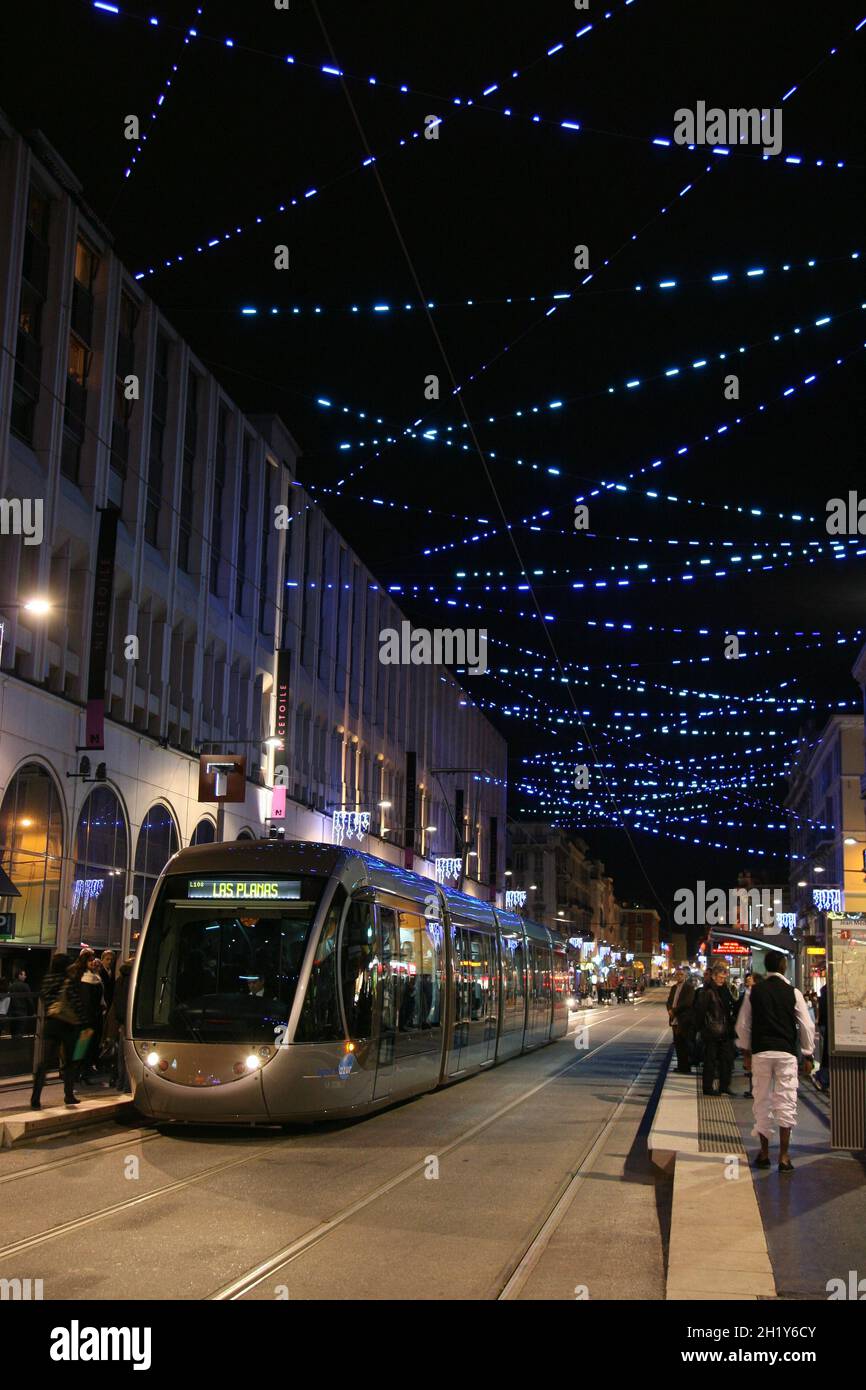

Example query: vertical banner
[85,507,119,750]
[404,750,416,870]
[271,786,287,821]
[274,648,291,743]
[454,787,464,860]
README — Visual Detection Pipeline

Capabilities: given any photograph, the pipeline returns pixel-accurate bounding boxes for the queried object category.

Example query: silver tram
[126,840,569,1125]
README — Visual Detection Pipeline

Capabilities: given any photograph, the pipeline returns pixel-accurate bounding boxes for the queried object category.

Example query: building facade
[785,713,866,991]
[0,116,507,980]
[618,907,663,982]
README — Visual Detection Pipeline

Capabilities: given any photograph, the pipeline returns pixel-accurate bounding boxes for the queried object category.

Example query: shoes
[743,1091,753,1099]
[30,1098,41,1110]
[778,1159,794,1173]
[64,1096,81,1106]
[720,1088,734,1096]
[753,1154,771,1169]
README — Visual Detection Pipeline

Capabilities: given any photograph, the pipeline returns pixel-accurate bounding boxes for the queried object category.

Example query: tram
[127,839,568,1125]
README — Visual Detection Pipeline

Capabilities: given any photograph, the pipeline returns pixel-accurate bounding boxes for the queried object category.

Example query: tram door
[372,902,445,1102]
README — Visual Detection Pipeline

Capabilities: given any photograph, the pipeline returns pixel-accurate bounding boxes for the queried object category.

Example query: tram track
[207,1009,665,1300]
[496,1025,671,1299]
[0,1127,161,1187]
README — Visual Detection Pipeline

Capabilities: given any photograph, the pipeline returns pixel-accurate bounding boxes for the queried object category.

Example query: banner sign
[274,649,291,742]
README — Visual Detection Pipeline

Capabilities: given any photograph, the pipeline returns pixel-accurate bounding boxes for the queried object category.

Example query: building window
[0,763,63,947]
[12,187,51,444]
[132,803,179,928]
[211,404,229,595]
[178,368,197,572]
[190,818,216,846]
[146,335,170,547]
[70,786,128,951]
[235,435,251,614]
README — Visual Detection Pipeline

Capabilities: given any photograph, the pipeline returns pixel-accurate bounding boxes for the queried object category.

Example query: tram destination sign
[188,878,301,901]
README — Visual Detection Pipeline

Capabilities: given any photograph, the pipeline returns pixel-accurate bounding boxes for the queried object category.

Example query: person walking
[30,953,85,1108]
[694,961,736,1095]
[736,973,757,1097]
[77,950,106,1083]
[813,984,830,1092]
[667,968,697,1074]
[735,951,815,1173]
[109,956,134,1094]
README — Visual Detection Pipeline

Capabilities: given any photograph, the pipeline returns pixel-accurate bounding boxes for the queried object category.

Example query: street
[0,998,671,1301]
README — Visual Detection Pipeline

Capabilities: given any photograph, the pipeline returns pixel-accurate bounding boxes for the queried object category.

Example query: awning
[0,866,21,898]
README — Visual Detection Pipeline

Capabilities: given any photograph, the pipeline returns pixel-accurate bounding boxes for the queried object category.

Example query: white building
[0,115,506,977]
[785,713,866,990]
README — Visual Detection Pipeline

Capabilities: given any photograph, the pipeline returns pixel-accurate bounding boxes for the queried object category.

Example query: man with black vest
[735,951,815,1173]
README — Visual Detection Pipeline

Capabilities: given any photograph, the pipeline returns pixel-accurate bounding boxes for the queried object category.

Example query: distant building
[0,115,506,975]
[618,906,662,980]
[507,822,621,949]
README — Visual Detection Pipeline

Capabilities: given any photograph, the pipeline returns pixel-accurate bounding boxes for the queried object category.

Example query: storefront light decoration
[72,878,105,909]
[332,811,371,845]
[435,856,462,884]
[812,888,843,913]
[505,889,527,910]
[776,912,797,932]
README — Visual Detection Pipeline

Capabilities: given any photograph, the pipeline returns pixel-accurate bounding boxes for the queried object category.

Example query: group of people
[667,953,817,1172]
[29,946,134,1109]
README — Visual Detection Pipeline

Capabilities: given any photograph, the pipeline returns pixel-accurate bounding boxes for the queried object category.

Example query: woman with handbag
[30,953,87,1108]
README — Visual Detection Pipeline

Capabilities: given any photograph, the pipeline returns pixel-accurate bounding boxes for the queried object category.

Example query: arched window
[190,818,215,846]
[236,829,255,841]
[70,786,128,950]
[133,803,179,928]
[0,762,64,946]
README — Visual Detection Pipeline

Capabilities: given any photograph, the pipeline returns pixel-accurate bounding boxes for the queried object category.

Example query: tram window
[394,908,442,1032]
[295,884,347,1043]
[340,896,377,1038]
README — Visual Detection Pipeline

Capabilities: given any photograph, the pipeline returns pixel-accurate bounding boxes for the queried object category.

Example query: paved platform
[0,1079,134,1146]
[649,1055,775,1300]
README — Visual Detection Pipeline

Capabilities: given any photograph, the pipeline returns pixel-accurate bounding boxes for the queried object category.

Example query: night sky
[3,0,864,925]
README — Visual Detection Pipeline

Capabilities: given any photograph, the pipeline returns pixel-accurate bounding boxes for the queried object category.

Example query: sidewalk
[0,1074,134,1147]
[730,1071,866,1299]
[650,1051,866,1300]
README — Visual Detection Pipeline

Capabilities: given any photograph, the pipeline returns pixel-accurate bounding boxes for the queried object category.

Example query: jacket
[667,979,696,1027]
[695,981,736,1040]
[8,979,35,1018]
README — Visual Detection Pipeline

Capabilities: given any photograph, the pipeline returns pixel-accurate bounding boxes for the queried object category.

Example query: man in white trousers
[735,950,815,1173]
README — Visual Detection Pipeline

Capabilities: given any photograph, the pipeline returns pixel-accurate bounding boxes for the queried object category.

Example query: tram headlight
[245,1054,261,1070]
[146,1051,160,1067]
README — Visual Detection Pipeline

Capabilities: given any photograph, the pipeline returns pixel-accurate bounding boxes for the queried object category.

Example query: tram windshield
[132,873,329,1043]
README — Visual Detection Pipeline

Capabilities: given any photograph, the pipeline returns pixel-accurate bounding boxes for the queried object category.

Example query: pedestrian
[8,968,35,1037]
[694,961,736,1095]
[735,951,815,1173]
[97,950,116,1012]
[736,973,757,1097]
[78,950,106,1082]
[108,956,135,1093]
[814,984,830,1092]
[667,968,697,1074]
[0,976,10,1036]
[30,952,85,1108]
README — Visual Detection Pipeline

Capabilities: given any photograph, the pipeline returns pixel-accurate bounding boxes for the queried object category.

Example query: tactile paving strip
[697,1076,746,1154]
